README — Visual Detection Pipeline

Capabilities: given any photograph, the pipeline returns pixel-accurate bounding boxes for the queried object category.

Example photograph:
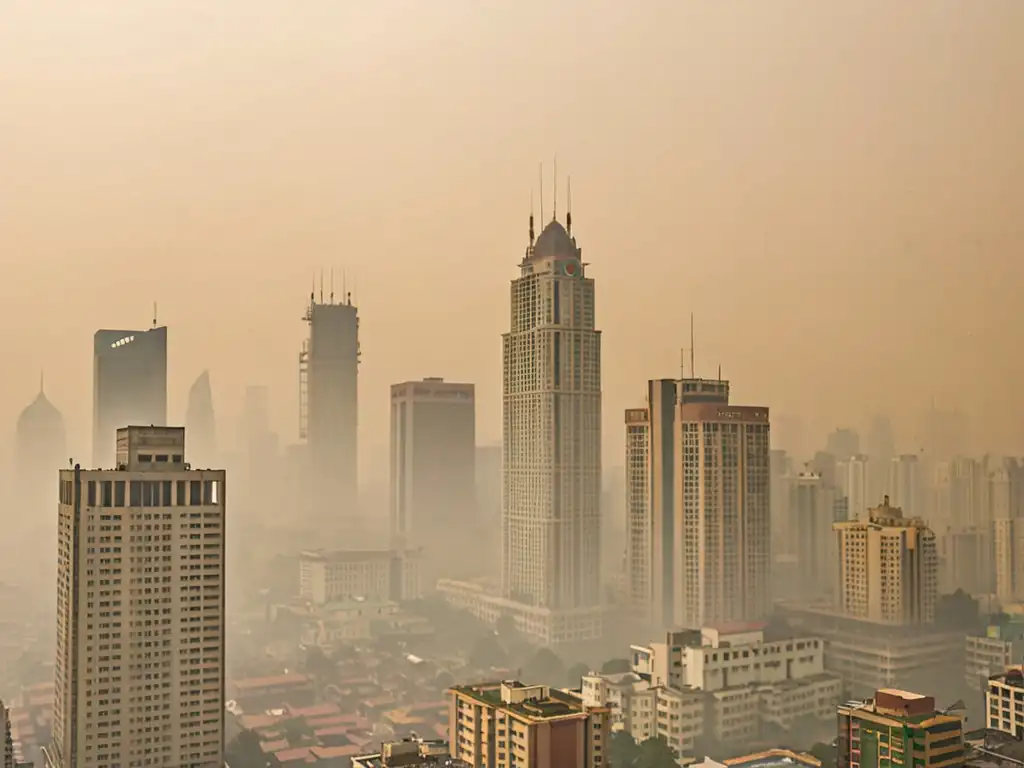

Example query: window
[129,481,142,507]
[155,455,169,463]
[203,481,220,505]
[162,481,173,506]
[101,481,113,507]
[173,455,183,464]
[87,481,97,507]
[176,481,186,506]
[138,454,152,463]
[114,481,125,507]
[190,482,202,506]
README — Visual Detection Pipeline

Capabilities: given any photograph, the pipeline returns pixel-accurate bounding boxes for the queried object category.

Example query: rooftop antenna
[311,272,316,306]
[39,368,44,394]
[343,269,348,302]
[680,348,686,379]
[566,176,573,236]
[718,364,722,381]
[152,302,158,328]
[529,191,535,245]
[539,163,545,223]
[330,268,335,303]
[319,270,324,304]
[553,154,558,221]
[690,313,696,379]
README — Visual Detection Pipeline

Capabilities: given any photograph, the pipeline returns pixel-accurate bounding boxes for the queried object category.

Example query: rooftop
[720,749,822,768]
[450,680,594,723]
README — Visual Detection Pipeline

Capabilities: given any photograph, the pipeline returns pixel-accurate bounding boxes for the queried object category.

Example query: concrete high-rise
[787,472,836,601]
[49,426,225,768]
[834,496,937,625]
[641,377,771,628]
[502,213,601,611]
[92,326,167,469]
[889,454,921,518]
[299,289,359,537]
[185,369,217,468]
[389,377,475,554]
[624,407,651,613]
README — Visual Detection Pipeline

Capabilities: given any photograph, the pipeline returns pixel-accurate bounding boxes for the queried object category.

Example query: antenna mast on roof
[690,313,696,379]
[529,190,535,246]
[566,176,573,236]
[539,163,545,224]
[330,268,335,303]
[319,270,324,304]
[553,154,558,221]
[153,302,158,328]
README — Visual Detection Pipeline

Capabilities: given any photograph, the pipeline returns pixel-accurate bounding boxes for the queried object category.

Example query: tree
[608,731,640,768]
[225,729,271,768]
[636,735,678,768]
[435,670,456,690]
[523,648,565,685]
[601,658,631,674]
[469,634,509,670]
[936,589,981,631]
[566,662,590,688]
[809,742,837,768]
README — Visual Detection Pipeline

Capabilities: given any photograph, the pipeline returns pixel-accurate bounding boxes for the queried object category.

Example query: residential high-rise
[49,426,225,768]
[889,454,921,518]
[825,428,860,461]
[299,289,359,537]
[389,378,475,553]
[843,454,870,520]
[834,496,937,625]
[448,681,609,768]
[501,214,601,611]
[787,472,836,601]
[837,689,964,768]
[624,407,650,612]
[92,326,168,469]
[642,377,771,628]
[866,415,895,501]
[185,369,217,468]
[1,700,12,768]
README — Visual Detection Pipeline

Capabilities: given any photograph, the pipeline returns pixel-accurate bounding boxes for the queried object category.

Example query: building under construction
[299,281,360,540]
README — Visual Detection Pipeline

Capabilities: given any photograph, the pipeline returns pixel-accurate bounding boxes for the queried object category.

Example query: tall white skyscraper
[845,454,870,519]
[501,211,601,610]
[49,426,225,768]
[889,454,921,519]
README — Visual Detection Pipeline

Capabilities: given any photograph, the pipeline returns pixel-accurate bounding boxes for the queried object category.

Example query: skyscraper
[640,377,771,628]
[185,369,217,468]
[889,454,921,518]
[50,426,225,768]
[502,212,601,611]
[92,326,167,469]
[389,377,475,555]
[299,289,359,537]
[624,407,651,613]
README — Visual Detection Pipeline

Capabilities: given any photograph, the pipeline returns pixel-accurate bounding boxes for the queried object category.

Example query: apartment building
[966,621,1024,691]
[837,689,964,768]
[299,548,423,604]
[448,680,609,768]
[2,701,12,768]
[48,426,225,768]
[985,666,1024,738]
[834,496,938,625]
[628,625,841,745]
[579,672,703,756]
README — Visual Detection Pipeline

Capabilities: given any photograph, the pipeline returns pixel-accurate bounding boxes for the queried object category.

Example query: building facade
[889,455,921,519]
[300,291,360,536]
[986,667,1024,738]
[49,426,225,768]
[639,378,771,628]
[501,215,601,611]
[92,326,167,469]
[299,548,422,604]
[966,622,1024,691]
[837,689,964,768]
[390,378,475,553]
[448,680,609,768]
[834,496,938,625]
[624,407,651,612]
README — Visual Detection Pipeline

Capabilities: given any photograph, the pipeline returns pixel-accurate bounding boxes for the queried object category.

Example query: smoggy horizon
[2,0,1023,485]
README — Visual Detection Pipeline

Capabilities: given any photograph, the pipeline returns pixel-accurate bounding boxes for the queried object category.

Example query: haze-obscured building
[92,326,167,469]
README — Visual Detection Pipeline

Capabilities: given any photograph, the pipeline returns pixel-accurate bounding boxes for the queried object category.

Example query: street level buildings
[49,426,225,768]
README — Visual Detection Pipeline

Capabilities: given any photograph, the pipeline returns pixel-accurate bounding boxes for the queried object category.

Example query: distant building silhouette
[185,370,217,468]
[92,326,167,468]
[299,289,359,539]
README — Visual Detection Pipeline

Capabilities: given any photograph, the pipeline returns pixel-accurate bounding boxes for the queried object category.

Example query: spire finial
[539,162,545,224]
[39,369,44,394]
[566,176,573,236]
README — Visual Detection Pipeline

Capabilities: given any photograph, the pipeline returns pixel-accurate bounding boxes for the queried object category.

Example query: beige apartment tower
[834,496,937,625]
[49,426,226,768]
[636,378,771,629]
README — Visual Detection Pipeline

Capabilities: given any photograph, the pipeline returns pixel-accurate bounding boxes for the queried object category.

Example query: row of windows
[83,479,221,508]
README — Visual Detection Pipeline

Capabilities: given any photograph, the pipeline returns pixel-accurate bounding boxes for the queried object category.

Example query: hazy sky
[1,0,1022,482]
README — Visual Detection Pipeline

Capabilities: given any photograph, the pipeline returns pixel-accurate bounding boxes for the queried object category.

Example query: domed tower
[15,376,67,511]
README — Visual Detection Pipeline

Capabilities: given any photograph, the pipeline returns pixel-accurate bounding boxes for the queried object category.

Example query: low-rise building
[300,548,423,604]
[985,666,1024,738]
[700,748,821,768]
[837,689,964,768]
[579,672,704,755]
[628,624,841,744]
[448,680,610,768]
[351,738,453,767]
[966,622,1024,692]
[227,673,317,713]
[437,579,605,645]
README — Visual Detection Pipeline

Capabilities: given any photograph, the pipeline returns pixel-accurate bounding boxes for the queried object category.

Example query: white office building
[48,426,225,768]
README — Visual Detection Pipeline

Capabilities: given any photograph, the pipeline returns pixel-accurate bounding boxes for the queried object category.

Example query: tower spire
[566,176,573,236]
[539,162,545,223]
[553,154,558,221]
[39,368,45,394]
[529,190,535,245]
